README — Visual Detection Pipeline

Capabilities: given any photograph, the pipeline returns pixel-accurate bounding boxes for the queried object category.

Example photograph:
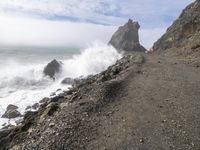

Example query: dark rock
[15,119,23,125]
[32,103,39,110]
[50,92,56,96]
[73,78,86,87]
[51,95,64,103]
[7,104,18,110]
[0,128,13,139]
[24,111,37,121]
[39,97,50,104]
[56,89,62,92]
[110,66,121,76]
[61,77,75,85]
[2,123,6,126]
[44,102,60,116]
[25,106,32,110]
[62,76,95,88]
[2,109,21,119]
[1,104,21,119]
[109,19,146,52]
[22,111,38,131]
[43,59,62,78]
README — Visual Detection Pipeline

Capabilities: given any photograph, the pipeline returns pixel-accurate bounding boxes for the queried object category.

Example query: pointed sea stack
[109,19,146,52]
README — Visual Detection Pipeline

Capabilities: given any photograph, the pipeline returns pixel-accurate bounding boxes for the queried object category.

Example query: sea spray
[61,42,122,78]
[0,42,122,128]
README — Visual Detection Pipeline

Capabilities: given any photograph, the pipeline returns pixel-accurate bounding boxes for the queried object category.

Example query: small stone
[50,92,56,96]
[43,102,59,117]
[15,119,23,125]
[10,145,21,150]
[64,95,71,99]
[191,142,195,146]
[2,123,7,126]
[25,106,32,110]
[7,104,18,110]
[49,123,55,127]
[60,103,68,109]
[139,138,144,143]
[61,77,75,85]
[39,97,49,104]
[102,147,107,150]
[56,89,62,92]
[32,103,39,110]
[56,133,59,136]
[28,128,33,134]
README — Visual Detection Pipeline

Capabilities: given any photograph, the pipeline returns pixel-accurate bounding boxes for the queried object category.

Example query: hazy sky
[0,0,194,49]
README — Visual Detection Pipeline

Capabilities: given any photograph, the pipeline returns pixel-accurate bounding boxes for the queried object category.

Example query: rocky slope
[153,0,200,55]
[0,53,145,150]
[109,19,146,52]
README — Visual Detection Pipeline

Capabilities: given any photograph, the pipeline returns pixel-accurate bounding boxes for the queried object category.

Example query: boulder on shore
[43,59,62,78]
[61,76,95,88]
[61,77,75,85]
[1,104,21,119]
[109,19,146,52]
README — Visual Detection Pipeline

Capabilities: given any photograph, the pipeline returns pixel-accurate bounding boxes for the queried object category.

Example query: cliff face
[109,19,146,52]
[153,0,200,51]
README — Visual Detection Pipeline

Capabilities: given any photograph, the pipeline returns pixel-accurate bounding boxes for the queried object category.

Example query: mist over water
[0,42,122,128]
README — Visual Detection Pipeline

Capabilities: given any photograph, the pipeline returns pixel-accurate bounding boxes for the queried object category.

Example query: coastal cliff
[153,0,200,55]
[1,1,200,149]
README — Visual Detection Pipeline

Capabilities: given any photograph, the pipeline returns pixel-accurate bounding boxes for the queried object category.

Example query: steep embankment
[153,0,200,60]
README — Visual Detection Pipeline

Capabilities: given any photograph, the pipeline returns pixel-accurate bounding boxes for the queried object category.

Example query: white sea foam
[0,42,122,128]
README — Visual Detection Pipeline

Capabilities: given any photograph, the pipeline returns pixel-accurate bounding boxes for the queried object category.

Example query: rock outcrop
[153,0,200,51]
[1,104,21,119]
[43,59,62,78]
[61,76,95,88]
[109,19,146,52]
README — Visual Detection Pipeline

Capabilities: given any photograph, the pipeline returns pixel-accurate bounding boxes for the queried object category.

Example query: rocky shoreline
[0,53,145,149]
[1,18,146,129]
[1,1,200,149]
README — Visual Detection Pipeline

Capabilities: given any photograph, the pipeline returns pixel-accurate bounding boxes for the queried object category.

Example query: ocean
[0,43,122,128]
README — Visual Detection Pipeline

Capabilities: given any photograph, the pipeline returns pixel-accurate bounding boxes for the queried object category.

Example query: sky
[0,0,194,49]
